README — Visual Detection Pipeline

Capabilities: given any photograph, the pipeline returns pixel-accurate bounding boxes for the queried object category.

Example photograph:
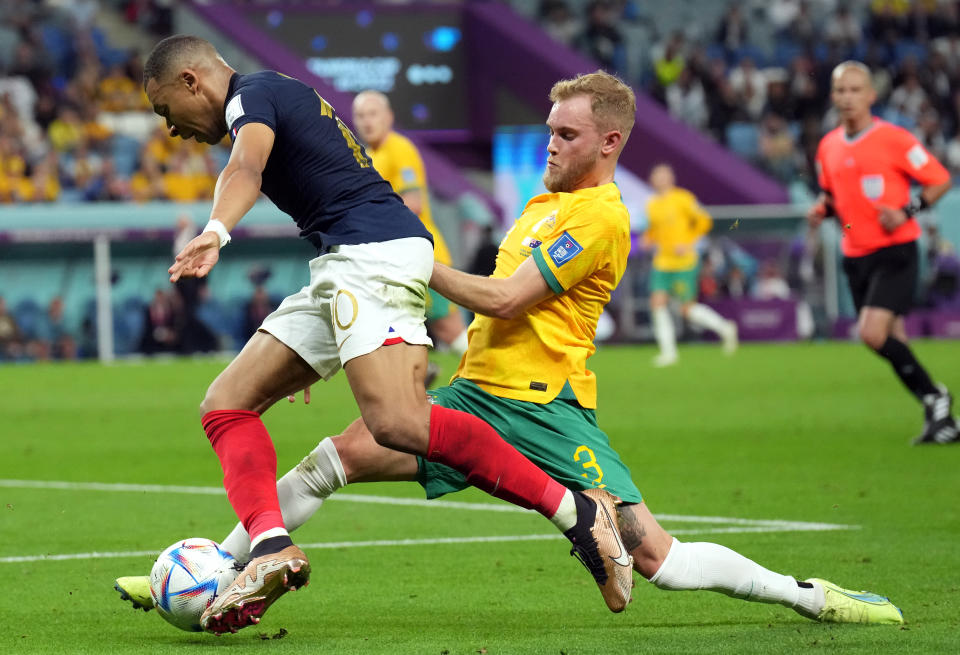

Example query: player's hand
[169,231,221,282]
[287,386,311,404]
[673,244,693,256]
[806,202,826,228]
[876,205,908,232]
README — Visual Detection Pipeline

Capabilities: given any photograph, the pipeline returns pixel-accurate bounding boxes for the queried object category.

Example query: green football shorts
[417,379,642,503]
[425,288,453,321]
[650,266,699,303]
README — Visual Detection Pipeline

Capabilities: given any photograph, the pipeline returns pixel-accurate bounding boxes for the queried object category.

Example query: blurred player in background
[119,70,903,628]
[809,61,958,445]
[352,90,468,385]
[141,36,634,632]
[644,163,737,367]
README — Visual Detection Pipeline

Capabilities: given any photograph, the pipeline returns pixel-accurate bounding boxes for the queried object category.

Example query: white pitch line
[0,478,858,533]
[0,523,851,565]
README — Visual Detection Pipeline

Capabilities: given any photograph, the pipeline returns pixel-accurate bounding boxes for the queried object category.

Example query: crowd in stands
[532,0,960,189]
[0,1,225,206]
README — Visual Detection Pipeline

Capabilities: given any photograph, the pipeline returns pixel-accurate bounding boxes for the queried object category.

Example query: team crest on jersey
[860,174,884,200]
[548,231,583,267]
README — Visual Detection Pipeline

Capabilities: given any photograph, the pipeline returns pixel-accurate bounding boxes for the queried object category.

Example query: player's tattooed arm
[616,504,646,551]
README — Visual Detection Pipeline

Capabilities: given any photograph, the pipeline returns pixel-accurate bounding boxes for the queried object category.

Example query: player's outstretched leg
[804,578,903,624]
[563,488,634,611]
[114,437,347,617]
[913,383,960,445]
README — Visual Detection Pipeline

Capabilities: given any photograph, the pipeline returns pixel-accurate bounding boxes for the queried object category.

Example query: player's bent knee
[858,326,886,351]
[364,414,422,453]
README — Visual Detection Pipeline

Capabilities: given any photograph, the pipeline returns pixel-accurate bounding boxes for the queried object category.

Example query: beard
[542,150,599,193]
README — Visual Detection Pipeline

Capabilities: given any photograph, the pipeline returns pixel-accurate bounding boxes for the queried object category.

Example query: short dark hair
[143,35,214,90]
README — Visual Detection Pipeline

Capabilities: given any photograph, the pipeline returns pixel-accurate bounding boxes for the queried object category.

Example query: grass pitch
[1,340,959,654]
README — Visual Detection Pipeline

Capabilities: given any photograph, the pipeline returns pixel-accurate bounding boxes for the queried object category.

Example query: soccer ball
[149,538,238,632]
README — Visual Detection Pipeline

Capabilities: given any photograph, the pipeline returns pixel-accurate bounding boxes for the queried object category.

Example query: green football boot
[114,576,154,611]
[806,578,903,624]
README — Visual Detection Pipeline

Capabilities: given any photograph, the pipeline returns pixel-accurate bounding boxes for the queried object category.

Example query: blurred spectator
[0,296,24,360]
[139,288,180,355]
[48,106,85,153]
[172,215,217,354]
[244,284,276,342]
[83,156,132,202]
[913,108,946,163]
[702,58,739,142]
[576,0,625,73]
[15,151,60,203]
[788,1,817,49]
[943,126,960,178]
[539,0,581,47]
[763,69,794,120]
[824,4,863,56]
[29,297,78,360]
[716,2,748,63]
[753,260,791,300]
[666,67,707,131]
[724,265,748,299]
[728,56,766,121]
[652,31,686,99]
[888,71,929,126]
[758,112,798,183]
[766,0,801,38]
[698,259,720,301]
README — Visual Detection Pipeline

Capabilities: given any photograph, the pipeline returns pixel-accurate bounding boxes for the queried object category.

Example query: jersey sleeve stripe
[532,247,564,294]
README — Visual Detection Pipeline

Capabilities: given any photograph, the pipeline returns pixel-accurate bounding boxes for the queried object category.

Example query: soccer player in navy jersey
[141,36,630,633]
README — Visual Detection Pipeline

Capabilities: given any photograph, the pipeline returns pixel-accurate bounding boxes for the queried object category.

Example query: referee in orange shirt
[808,60,957,444]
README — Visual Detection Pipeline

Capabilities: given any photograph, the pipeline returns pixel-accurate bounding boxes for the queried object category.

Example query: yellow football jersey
[454,183,631,408]
[367,131,452,266]
[645,187,712,271]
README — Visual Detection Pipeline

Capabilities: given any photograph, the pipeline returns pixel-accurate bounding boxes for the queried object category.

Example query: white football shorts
[259,236,434,380]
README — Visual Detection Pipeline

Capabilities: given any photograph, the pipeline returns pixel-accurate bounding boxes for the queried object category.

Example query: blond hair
[549,70,636,137]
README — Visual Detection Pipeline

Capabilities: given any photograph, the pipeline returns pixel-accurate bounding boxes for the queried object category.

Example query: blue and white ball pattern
[149,538,237,632]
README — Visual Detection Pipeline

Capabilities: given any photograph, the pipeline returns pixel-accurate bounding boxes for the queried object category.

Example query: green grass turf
[1,340,959,653]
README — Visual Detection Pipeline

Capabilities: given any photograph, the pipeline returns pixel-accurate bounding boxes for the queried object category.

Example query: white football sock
[220,437,347,561]
[650,538,822,616]
[686,303,730,336]
[549,489,577,532]
[449,329,469,357]
[652,307,677,357]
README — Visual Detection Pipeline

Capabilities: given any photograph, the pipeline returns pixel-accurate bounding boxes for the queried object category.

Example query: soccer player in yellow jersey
[119,71,902,626]
[645,163,738,366]
[352,90,469,359]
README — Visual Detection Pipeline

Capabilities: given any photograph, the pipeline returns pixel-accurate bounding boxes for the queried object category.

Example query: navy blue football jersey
[223,72,432,251]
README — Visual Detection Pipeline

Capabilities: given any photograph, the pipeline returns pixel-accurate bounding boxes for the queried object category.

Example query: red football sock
[202,410,284,541]
[426,404,567,517]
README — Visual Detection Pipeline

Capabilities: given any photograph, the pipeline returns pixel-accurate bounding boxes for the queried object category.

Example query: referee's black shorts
[842,241,918,316]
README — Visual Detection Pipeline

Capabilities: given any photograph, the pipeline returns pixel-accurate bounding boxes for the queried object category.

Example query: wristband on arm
[901,195,929,218]
[202,218,231,248]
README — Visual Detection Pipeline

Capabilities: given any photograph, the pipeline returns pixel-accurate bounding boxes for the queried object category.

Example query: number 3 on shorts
[574,445,606,488]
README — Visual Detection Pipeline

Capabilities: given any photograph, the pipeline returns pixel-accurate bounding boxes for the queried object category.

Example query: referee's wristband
[202,219,231,248]
[902,196,929,218]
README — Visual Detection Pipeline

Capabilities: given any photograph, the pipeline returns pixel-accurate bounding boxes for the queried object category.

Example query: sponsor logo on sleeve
[225,95,244,129]
[907,143,929,170]
[547,231,583,267]
[401,168,417,184]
